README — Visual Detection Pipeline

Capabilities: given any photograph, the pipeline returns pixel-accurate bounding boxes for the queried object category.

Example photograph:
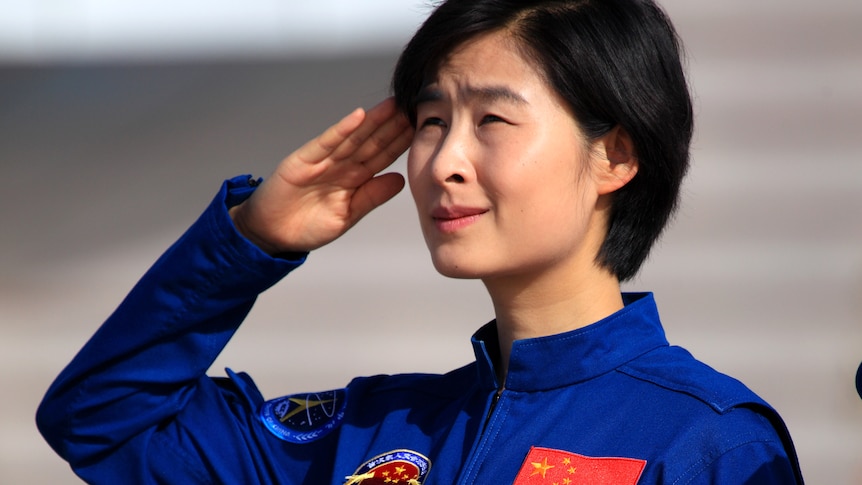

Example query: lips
[430,206,488,233]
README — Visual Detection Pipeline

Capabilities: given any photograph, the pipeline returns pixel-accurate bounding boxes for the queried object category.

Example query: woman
[38,0,803,483]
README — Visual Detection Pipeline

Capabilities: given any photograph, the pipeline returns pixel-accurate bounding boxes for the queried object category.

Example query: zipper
[480,387,504,436]
[456,387,505,484]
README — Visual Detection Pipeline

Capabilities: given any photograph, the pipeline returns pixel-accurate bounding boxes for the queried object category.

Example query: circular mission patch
[259,388,347,444]
[345,449,432,485]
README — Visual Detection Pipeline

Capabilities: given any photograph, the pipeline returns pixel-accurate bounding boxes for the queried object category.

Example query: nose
[429,129,474,186]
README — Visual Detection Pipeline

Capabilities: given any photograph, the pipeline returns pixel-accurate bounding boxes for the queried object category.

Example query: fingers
[292,98,410,171]
[294,107,367,165]
[360,120,414,175]
[329,98,400,161]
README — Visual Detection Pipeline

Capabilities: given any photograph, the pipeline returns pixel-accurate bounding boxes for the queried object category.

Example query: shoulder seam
[616,361,763,414]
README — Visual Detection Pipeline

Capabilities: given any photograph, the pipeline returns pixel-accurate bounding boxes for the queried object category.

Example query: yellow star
[567,466,576,474]
[562,458,571,465]
[563,478,572,485]
[530,457,555,478]
[280,397,336,422]
[395,465,407,474]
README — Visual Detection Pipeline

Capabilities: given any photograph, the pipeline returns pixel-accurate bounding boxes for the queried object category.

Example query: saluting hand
[229,98,413,255]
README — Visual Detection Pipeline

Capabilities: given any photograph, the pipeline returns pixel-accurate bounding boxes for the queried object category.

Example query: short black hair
[392,0,693,281]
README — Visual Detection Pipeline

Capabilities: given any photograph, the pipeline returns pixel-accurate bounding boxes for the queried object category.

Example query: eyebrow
[415,84,528,107]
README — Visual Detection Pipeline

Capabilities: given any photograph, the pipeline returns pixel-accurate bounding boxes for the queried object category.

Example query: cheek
[406,149,426,198]
[493,148,583,208]
[407,127,442,178]
[498,156,593,239]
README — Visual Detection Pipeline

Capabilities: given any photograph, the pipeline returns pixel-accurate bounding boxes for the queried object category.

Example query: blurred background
[1,0,860,482]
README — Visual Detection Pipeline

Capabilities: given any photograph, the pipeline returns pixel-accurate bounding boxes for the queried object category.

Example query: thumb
[348,172,406,225]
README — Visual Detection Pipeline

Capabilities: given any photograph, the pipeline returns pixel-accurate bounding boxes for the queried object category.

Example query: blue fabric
[37,177,803,484]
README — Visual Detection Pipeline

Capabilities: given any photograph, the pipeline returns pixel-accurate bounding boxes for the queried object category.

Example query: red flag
[513,447,646,485]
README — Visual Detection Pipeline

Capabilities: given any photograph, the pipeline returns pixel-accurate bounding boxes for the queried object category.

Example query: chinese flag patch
[513,447,646,485]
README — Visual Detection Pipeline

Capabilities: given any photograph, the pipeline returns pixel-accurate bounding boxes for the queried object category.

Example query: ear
[592,125,638,195]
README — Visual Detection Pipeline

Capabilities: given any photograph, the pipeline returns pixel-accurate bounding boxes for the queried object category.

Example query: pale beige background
[2,1,861,483]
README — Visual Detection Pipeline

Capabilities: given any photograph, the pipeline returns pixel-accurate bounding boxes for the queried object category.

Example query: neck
[484,263,624,385]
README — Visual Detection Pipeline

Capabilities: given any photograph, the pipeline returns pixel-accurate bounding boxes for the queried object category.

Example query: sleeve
[681,440,800,485]
[35,175,312,484]
[672,406,803,485]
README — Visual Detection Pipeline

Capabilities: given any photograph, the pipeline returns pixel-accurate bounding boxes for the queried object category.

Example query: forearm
[36,175,305,466]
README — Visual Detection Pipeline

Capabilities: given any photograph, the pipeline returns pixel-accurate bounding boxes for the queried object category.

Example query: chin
[428,252,488,280]
[431,260,481,280]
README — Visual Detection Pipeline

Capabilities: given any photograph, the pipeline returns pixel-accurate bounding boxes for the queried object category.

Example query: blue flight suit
[37,176,803,484]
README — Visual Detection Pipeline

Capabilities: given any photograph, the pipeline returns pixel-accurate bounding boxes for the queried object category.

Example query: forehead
[423,31,547,98]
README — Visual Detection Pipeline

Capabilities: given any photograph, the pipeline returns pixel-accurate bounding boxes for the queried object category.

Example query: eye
[419,116,446,129]
[479,114,507,125]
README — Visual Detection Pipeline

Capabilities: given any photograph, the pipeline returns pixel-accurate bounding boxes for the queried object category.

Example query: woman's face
[407,30,608,283]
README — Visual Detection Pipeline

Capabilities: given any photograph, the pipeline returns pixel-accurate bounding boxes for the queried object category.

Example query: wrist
[228,203,283,257]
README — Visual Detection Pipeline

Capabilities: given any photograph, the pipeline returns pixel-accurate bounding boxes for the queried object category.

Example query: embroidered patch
[513,447,646,484]
[344,449,432,485]
[259,389,346,444]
